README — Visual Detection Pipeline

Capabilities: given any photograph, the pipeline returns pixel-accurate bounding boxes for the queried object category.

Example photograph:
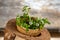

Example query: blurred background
[0,0,60,40]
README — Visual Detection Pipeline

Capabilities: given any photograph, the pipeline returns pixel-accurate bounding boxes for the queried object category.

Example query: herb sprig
[16,6,50,31]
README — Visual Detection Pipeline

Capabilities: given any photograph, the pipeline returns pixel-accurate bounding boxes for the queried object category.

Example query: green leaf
[16,14,21,26]
[42,18,50,24]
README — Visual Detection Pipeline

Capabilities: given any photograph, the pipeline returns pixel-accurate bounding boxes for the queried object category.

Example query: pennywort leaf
[16,5,50,31]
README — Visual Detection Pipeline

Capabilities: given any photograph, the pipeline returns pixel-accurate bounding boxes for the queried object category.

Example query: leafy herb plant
[16,6,50,31]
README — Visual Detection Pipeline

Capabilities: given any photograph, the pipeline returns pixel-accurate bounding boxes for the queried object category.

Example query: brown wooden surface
[4,19,51,40]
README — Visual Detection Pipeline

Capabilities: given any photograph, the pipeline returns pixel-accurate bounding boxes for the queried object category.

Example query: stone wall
[0,0,60,29]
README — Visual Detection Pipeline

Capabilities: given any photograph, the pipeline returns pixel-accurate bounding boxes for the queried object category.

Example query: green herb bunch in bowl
[16,6,50,36]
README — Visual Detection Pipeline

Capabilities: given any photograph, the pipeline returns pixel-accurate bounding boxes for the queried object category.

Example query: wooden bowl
[17,25,41,36]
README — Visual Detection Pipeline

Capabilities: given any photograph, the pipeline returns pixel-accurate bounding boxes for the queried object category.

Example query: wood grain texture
[4,19,51,40]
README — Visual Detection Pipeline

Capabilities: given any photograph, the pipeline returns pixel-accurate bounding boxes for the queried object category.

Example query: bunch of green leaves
[22,6,30,18]
[16,6,50,32]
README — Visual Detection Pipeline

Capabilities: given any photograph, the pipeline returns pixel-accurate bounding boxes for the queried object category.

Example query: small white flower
[29,22,33,25]
[36,23,39,26]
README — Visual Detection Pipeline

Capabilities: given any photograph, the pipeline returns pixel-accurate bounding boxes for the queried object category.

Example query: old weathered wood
[4,19,51,40]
